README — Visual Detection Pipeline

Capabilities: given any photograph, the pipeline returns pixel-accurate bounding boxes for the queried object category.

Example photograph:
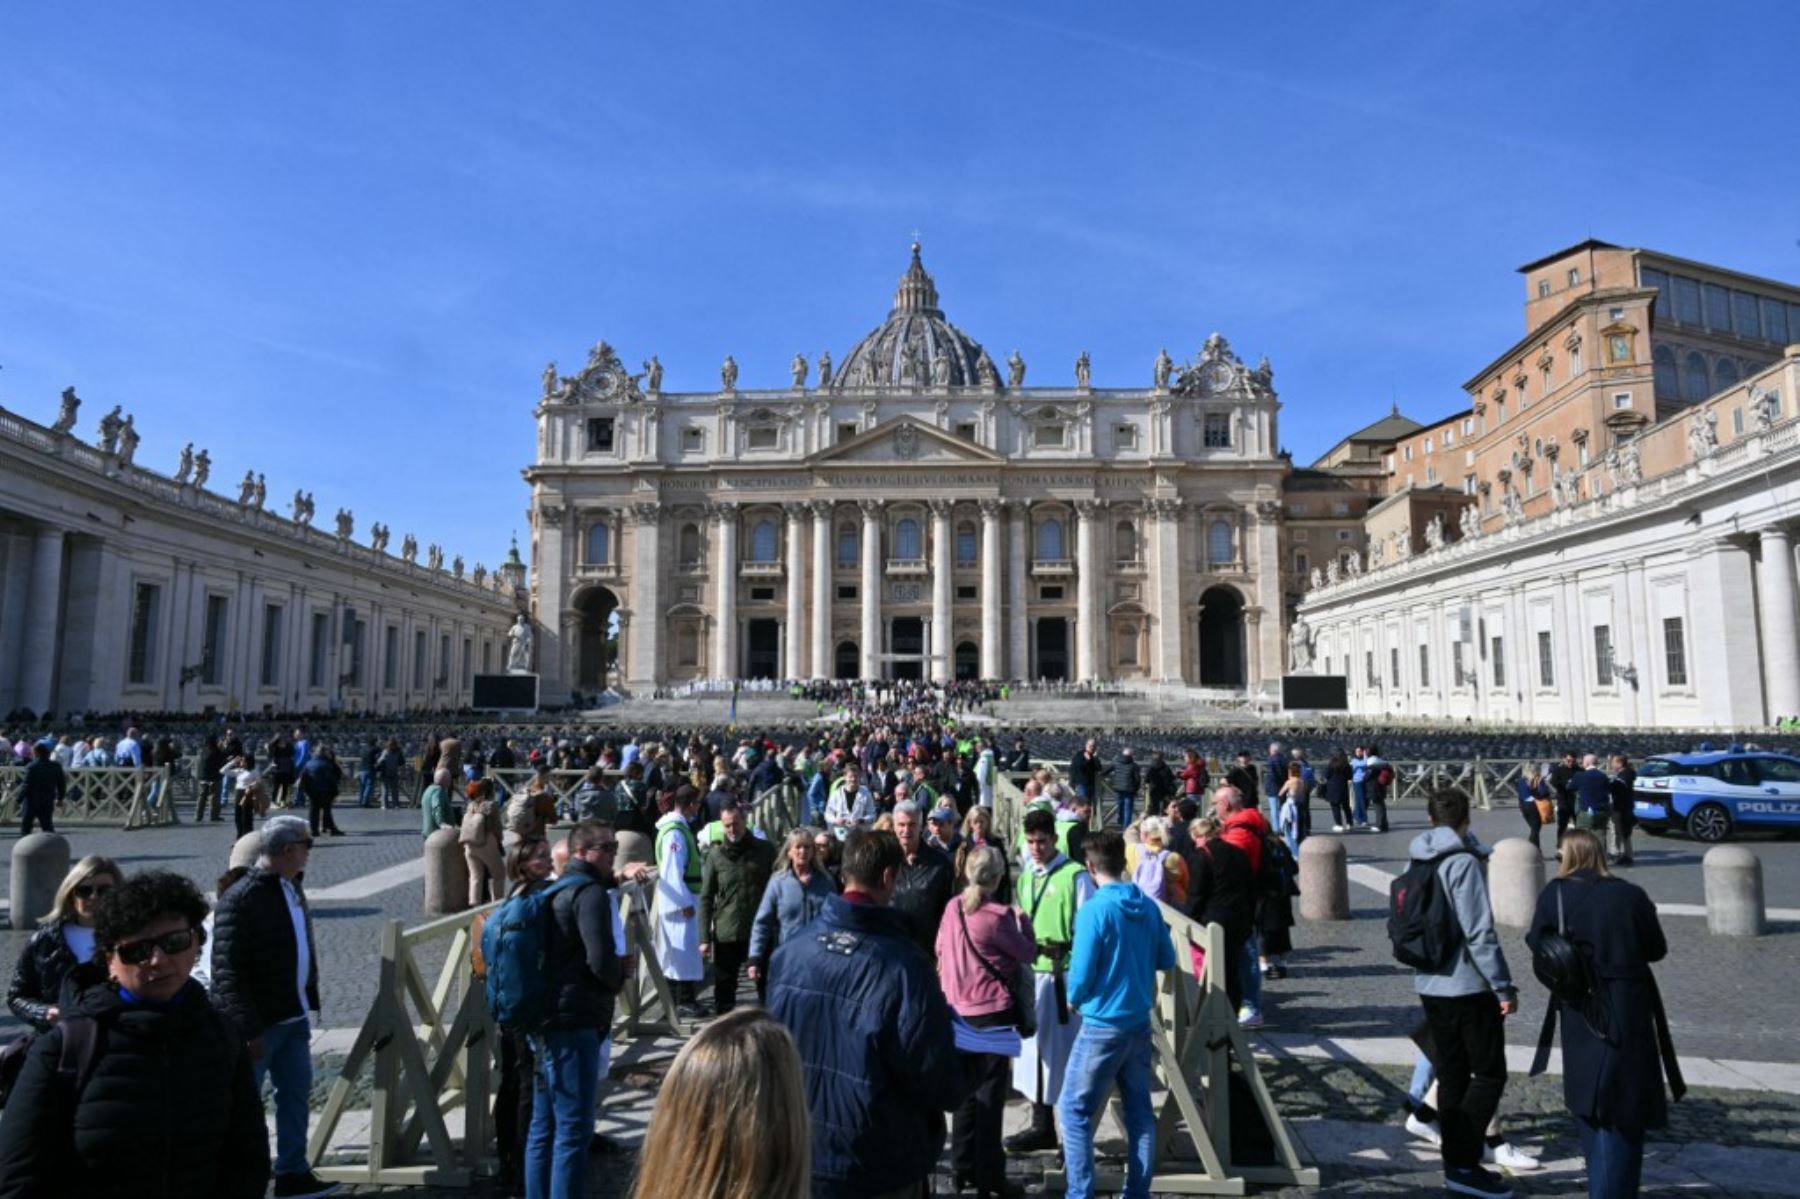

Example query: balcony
[740,561,784,577]
[1112,558,1147,575]
[575,562,620,580]
[886,557,928,576]
[1031,558,1075,577]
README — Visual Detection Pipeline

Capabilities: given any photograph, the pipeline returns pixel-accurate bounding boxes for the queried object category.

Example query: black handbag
[957,903,1037,1037]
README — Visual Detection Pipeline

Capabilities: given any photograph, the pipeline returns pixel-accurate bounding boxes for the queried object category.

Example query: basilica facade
[524,245,1288,702]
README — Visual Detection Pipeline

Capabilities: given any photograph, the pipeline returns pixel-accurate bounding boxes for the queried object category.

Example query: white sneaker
[1484,1141,1539,1171]
[1404,1114,1441,1146]
[1237,1007,1264,1028]
[1331,824,1347,832]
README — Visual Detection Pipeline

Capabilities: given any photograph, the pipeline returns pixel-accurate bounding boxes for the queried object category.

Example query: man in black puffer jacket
[0,871,270,1198]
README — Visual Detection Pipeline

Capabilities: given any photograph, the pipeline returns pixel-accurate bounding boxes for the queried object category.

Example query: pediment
[809,416,1004,466]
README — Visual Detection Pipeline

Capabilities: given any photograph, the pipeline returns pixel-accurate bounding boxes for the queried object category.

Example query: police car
[1633,750,1800,842]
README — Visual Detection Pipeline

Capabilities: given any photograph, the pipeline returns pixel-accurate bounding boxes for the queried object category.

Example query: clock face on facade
[1203,362,1234,392]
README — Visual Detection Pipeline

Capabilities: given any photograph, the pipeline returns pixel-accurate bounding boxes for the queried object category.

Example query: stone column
[1250,501,1284,697]
[785,502,807,680]
[859,499,882,679]
[712,502,739,680]
[979,499,1003,679]
[1074,499,1100,681]
[533,504,569,703]
[1148,498,1184,683]
[929,499,954,682]
[0,530,31,710]
[810,501,833,678]
[17,526,66,716]
[628,503,662,688]
[1758,526,1800,721]
[1008,502,1030,679]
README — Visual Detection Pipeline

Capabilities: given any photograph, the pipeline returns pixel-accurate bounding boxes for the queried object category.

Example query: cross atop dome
[891,240,942,316]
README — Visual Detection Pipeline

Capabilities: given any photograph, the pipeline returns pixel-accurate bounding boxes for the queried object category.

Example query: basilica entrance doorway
[890,617,924,680]
[954,641,979,681]
[1198,586,1245,687]
[834,640,860,680]
[1035,617,1069,681]
[573,585,619,691]
[744,619,780,680]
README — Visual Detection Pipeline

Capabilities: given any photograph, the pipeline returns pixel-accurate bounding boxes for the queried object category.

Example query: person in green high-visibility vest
[1007,807,1096,1156]
[653,787,706,1018]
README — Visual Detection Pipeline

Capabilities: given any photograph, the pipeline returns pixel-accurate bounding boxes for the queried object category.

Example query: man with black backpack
[1393,789,1518,1199]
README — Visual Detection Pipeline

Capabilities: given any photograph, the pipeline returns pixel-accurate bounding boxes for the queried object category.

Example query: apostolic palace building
[524,245,1288,702]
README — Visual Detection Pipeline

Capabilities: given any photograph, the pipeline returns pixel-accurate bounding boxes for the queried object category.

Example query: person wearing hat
[926,806,961,855]
[234,765,269,839]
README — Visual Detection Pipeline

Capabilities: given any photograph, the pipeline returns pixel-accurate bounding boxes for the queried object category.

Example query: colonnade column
[1758,525,1800,720]
[1074,499,1100,681]
[859,499,882,679]
[810,501,833,679]
[1148,497,1184,683]
[784,502,807,680]
[1008,502,1030,679]
[712,502,738,680]
[17,525,66,715]
[979,500,1003,679]
[929,499,953,682]
[628,502,662,688]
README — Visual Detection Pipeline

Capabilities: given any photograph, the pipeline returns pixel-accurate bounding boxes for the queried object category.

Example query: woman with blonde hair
[748,827,836,987]
[1127,815,1188,907]
[460,778,506,905]
[630,1007,809,1199]
[6,855,123,1030]
[936,844,1036,1199]
[955,806,1012,904]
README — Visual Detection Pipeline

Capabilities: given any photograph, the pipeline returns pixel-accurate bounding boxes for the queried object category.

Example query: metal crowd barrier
[0,763,183,829]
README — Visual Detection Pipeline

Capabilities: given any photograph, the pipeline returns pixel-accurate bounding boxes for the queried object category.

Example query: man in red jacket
[1211,785,1270,1026]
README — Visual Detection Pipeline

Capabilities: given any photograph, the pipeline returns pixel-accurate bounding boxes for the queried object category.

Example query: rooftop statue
[237,471,256,506]
[721,355,738,391]
[817,350,833,389]
[1688,409,1719,458]
[791,353,808,389]
[1006,350,1026,389]
[643,355,663,392]
[191,448,211,490]
[51,387,80,435]
[97,405,124,454]
[1074,351,1091,389]
[1153,348,1172,391]
[116,415,140,467]
[252,473,267,510]
[175,443,194,484]
[975,349,998,390]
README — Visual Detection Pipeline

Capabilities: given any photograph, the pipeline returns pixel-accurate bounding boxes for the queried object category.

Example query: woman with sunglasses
[7,855,123,1031]
[0,870,271,1197]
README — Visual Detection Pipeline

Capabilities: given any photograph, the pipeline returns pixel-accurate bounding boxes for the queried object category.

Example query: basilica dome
[831,244,994,390]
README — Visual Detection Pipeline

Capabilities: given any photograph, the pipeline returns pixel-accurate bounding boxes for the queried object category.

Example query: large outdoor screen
[1281,674,1348,711]
[472,673,538,711]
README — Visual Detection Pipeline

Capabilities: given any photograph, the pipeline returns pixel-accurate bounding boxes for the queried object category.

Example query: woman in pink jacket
[936,845,1038,1199]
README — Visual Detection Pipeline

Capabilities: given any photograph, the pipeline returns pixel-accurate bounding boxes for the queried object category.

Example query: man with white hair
[891,800,956,957]
[420,767,457,840]
[211,815,338,1198]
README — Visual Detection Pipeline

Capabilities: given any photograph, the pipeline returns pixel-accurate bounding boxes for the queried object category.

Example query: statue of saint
[175,443,194,484]
[1618,442,1642,485]
[976,349,998,390]
[452,554,464,578]
[506,614,535,673]
[1074,351,1091,389]
[192,449,211,489]
[238,471,256,506]
[931,350,951,387]
[791,353,808,389]
[97,405,124,454]
[1424,513,1445,549]
[51,387,80,435]
[643,355,663,392]
[1006,350,1026,389]
[1688,409,1719,458]
[335,508,354,539]
[1153,348,1172,390]
[817,350,833,389]
[402,534,418,563]
[253,474,267,510]
[541,361,558,399]
[1287,613,1314,673]
[116,416,139,467]
[293,490,308,523]
[720,355,738,391]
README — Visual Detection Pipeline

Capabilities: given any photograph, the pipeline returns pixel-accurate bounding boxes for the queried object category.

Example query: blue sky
[4,2,1797,567]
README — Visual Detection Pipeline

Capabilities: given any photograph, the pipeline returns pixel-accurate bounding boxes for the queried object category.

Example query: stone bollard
[1704,844,1765,936]
[423,827,470,916]
[229,831,264,872]
[1488,838,1544,930]
[1298,836,1350,921]
[9,833,71,931]
[616,830,654,874]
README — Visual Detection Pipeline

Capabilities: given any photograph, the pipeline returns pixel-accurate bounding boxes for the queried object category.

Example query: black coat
[6,921,84,1030]
[541,860,625,1033]
[0,974,269,1199]
[1526,871,1672,1131]
[1069,751,1103,794]
[1322,760,1352,806]
[209,868,320,1039]
[1145,761,1177,803]
[1188,838,1256,940]
[892,843,957,957]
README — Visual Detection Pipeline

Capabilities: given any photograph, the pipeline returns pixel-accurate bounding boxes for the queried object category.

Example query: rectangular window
[1672,276,1702,325]
[836,423,858,444]
[1295,551,1309,572]
[837,529,858,567]
[1570,346,1583,374]
[1444,429,1455,448]
[1491,636,1506,687]
[259,604,283,689]
[1593,625,1615,686]
[1537,629,1555,688]
[1114,424,1138,450]
[956,584,978,600]
[1418,644,1430,688]
[1403,444,1413,461]
[1702,282,1731,332]
[746,426,778,450]
[384,626,399,689]
[1034,423,1066,448]
[1542,366,1553,395]
[127,583,162,685]
[1333,501,1350,516]
[1461,417,1473,436]
[1613,392,1632,410]
[749,586,775,601]
[1733,291,1760,338]
[955,422,977,442]
[1641,267,1670,322]
[201,595,230,687]
[1425,466,1438,484]
[1040,585,1065,601]
[1762,297,1790,345]
[1293,529,1310,541]
[1567,267,1580,287]
[1423,436,1433,453]
[1537,279,1551,299]
[307,613,328,688]
[586,417,615,453]
[836,585,858,601]
[1662,617,1688,686]
[681,426,704,452]
[1390,647,1400,687]
[1202,413,1231,448]
[1336,529,1352,541]
[1463,474,1477,495]
[413,629,427,689]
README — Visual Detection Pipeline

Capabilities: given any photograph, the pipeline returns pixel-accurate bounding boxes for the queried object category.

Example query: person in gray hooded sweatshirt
[1409,788,1519,1199]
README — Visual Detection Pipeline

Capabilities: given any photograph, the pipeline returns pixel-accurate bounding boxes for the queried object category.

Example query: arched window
[1114,519,1138,562]
[837,524,858,567]
[678,523,701,565]
[1683,352,1711,402]
[586,522,610,565]
[1653,345,1678,397]
[955,522,978,565]
[895,518,922,560]
[1713,359,1739,388]
[1208,519,1234,567]
[1037,518,1065,560]
[750,519,779,563]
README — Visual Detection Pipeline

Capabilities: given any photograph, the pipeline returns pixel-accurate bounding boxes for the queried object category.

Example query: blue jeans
[253,1017,313,1175]
[1408,1052,1434,1107]
[358,771,375,806]
[145,774,163,809]
[526,1028,601,1199]
[1114,790,1135,828]
[1059,1022,1156,1199]
[1577,1119,1644,1198]
[1352,780,1368,825]
[1238,932,1263,1015]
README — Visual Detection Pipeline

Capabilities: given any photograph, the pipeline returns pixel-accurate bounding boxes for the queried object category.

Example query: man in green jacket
[699,802,777,1013]
[421,768,457,839]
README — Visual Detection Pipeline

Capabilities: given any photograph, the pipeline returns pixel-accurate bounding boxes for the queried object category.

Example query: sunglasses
[74,883,115,900]
[114,928,199,965]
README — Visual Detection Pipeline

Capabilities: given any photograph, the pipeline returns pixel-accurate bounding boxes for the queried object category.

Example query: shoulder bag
[957,903,1037,1037]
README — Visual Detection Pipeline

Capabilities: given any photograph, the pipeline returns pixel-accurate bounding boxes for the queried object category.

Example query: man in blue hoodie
[1058,829,1176,1199]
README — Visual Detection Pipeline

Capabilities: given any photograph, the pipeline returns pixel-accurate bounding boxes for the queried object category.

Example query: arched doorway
[573,585,620,691]
[1198,586,1245,687]
[834,641,860,680]
[954,641,979,680]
